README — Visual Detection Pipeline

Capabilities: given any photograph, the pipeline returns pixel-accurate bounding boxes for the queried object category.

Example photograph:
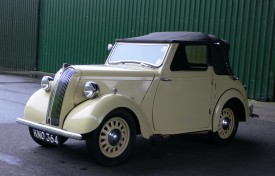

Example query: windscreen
[108,43,170,67]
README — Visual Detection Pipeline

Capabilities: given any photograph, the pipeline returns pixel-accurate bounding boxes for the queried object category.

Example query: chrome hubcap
[108,129,122,146]
[222,117,230,130]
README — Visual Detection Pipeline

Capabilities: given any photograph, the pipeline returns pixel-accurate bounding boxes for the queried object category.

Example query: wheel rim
[99,117,130,158]
[218,108,235,139]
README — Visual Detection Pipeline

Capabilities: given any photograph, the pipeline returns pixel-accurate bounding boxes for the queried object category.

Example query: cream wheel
[99,117,130,158]
[210,103,239,145]
[86,109,136,166]
[217,108,235,139]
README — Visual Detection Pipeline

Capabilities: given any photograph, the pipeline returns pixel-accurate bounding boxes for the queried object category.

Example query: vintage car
[17,32,254,166]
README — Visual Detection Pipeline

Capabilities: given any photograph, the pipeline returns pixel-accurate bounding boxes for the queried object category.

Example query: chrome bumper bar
[16,118,82,140]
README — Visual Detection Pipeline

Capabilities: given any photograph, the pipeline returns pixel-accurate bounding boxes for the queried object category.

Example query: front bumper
[16,118,82,140]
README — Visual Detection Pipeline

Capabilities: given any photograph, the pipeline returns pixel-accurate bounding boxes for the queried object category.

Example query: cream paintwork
[211,74,250,132]
[23,64,157,138]
[212,88,249,132]
[153,43,213,132]
[24,89,49,124]
[72,64,156,108]
[22,42,250,140]
[153,67,213,132]
[63,94,153,137]
[75,64,156,78]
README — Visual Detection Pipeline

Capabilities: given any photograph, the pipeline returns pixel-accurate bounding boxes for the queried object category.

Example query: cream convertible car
[17,32,255,166]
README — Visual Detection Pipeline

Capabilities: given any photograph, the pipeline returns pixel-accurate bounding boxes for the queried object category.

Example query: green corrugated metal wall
[0,0,274,101]
[39,0,275,101]
[0,0,39,70]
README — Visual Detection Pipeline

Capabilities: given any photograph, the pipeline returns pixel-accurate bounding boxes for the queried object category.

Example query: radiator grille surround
[46,67,76,126]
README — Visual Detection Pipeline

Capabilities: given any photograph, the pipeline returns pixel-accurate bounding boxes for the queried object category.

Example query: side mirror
[107,44,113,51]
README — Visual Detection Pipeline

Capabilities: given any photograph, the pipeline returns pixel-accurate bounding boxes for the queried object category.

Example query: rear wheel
[86,109,136,166]
[210,104,239,145]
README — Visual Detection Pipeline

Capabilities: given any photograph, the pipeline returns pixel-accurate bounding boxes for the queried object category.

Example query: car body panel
[153,67,213,131]
[24,89,49,124]
[63,94,154,138]
[212,88,249,132]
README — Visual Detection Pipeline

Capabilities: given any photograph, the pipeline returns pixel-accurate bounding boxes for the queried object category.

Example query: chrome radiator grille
[46,68,76,126]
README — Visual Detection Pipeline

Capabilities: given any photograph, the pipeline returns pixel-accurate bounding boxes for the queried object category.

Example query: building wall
[39,0,275,101]
[0,0,274,101]
[0,0,39,70]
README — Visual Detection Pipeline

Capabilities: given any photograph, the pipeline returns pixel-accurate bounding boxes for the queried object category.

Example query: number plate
[32,129,60,145]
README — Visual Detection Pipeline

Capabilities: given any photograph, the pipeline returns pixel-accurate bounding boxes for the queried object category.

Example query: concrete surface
[0,71,275,176]
[252,100,275,123]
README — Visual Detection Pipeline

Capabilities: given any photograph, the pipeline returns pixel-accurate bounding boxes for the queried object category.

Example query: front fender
[212,89,250,132]
[63,94,153,138]
[24,89,49,124]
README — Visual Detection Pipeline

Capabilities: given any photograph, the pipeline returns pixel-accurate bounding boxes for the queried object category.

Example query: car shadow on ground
[29,131,266,175]
[8,122,271,175]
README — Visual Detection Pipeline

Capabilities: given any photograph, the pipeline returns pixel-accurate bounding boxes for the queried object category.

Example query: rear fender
[212,89,249,132]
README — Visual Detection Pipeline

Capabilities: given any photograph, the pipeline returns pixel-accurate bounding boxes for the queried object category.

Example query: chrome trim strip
[16,118,82,140]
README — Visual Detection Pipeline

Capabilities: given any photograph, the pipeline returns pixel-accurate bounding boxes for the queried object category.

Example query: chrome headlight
[84,81,100,98]
[41,76,53,92]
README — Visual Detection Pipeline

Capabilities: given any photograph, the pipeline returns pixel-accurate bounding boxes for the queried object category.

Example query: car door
[153,44,213,132]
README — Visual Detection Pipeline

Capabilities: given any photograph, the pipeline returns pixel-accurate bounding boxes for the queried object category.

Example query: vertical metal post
[273,74,275,102]
[35,0,42,71]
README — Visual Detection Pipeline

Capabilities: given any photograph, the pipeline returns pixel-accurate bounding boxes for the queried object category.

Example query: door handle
[161,77,171,81]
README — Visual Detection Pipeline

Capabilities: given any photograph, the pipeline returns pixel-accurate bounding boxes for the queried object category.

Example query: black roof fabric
[116,32,226,44]
[116,32,233,76]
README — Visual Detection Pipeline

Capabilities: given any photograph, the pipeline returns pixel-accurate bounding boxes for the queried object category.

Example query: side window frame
[170,44,210,71]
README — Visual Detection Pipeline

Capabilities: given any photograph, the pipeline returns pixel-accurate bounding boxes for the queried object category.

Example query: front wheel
[210,104,239,145]
[86,109,136,166]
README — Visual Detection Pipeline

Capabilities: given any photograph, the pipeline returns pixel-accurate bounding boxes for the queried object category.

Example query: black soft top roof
[116,32,234,76]
[116,32,228,46]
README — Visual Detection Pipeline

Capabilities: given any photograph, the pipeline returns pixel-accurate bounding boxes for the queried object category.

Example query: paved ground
[0,72,275,176]
[252,100,275,123]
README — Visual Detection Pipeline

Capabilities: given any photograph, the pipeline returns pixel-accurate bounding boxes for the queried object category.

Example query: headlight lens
[84,81,100,98]
[41,76,53,92]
